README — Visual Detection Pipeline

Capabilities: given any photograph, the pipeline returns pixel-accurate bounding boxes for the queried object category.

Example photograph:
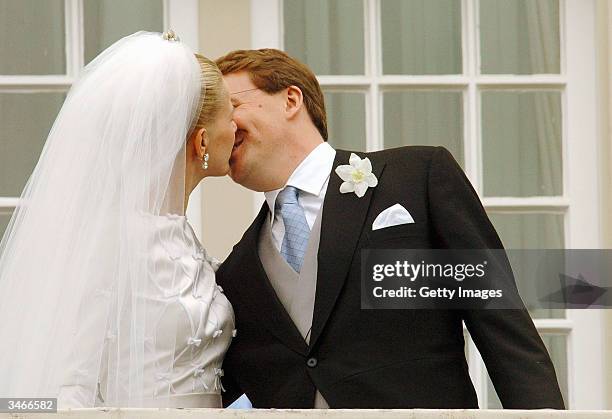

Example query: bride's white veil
[0,31,203,407]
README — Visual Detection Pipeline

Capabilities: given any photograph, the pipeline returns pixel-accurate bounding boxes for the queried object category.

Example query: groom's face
[225,71,287,190]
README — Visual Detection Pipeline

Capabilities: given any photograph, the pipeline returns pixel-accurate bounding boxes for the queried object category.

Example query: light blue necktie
[275,186,310,273]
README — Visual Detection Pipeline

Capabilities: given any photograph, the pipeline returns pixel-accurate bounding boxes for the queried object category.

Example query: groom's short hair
[216,49,328,141]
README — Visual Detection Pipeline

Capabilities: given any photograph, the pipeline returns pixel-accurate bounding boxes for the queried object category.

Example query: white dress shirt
[264,142,336,251]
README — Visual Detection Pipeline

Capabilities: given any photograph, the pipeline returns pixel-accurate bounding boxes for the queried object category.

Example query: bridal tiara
[162,29,180,42]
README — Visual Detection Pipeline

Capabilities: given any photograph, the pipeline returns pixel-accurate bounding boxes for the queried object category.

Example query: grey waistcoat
[258,209,329,408]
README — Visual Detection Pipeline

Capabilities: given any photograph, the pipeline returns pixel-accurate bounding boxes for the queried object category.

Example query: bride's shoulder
[136,212,195,256]
[140,213,219,270]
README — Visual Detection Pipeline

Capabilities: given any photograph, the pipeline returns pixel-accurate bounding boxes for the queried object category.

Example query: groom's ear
[284,85,304,120]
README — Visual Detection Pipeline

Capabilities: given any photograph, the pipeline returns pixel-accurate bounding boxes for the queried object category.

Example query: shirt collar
[264,142,336,218]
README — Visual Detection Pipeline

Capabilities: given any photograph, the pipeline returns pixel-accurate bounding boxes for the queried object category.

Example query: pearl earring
[202,153,209,170]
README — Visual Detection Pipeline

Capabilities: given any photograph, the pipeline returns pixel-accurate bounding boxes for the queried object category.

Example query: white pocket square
[372,204,415,231]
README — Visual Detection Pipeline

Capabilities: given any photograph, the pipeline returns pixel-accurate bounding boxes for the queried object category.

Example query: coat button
[306,357,318,368]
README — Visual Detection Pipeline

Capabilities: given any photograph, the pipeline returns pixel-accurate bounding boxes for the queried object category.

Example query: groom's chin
[229,166,262,191]
[228,164,246,185]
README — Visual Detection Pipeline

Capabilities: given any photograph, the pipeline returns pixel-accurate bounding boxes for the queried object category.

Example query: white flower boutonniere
[335,153,378,198]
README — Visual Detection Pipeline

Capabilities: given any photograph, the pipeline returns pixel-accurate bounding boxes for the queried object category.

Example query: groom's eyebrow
[230,87,260,103]
[231,87,259,95]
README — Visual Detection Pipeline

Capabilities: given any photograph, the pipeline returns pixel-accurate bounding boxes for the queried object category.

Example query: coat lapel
[233,203,309,356]
[309,149,386,349]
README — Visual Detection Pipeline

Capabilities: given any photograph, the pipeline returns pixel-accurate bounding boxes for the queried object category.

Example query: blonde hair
[192,54,226,128]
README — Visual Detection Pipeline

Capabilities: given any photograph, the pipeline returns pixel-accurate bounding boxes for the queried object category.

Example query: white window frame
[251,0,604,409]
[0,0,203,236]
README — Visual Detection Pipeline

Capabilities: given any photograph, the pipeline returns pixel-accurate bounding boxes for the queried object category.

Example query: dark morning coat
[216,146,565,409]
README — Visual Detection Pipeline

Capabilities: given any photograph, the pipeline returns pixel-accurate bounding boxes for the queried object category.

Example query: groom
[215,49,565,409]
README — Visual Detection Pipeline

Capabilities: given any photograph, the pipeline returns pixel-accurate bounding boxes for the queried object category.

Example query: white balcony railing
[1,409,611,419]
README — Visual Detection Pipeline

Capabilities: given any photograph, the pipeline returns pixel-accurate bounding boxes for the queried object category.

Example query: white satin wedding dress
[59,215,235,408]
[0,32,234,408]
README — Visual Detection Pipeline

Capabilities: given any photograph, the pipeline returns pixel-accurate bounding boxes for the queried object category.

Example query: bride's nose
[231,120,237,133]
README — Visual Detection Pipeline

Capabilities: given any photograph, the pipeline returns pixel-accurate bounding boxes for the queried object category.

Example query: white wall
[596,0,612,409]
[196,0,256,260]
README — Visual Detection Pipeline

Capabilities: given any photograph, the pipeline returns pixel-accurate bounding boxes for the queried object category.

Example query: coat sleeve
[221,368,244,408]
[427,146,565,409]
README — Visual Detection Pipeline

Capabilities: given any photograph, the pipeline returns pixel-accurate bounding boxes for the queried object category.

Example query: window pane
[324,92,366,151]
[0,208,13,239]
[0,0,66,75]
[489,213,564,250]
[383,91,463,165]
[482,91,562,197]
[381,0,462,75]
[0,93,66,197]
[84,0,164,64]
[284,0,365,75]
[488,212,565,319]
[486,334,567,408]
[480,0,560,74]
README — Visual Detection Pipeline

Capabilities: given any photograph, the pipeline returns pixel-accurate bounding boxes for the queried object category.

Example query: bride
[0,31,237,408]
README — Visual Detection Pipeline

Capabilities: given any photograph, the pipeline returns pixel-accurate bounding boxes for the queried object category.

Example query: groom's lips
[233,130,245,148]
[231,130,246,161]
